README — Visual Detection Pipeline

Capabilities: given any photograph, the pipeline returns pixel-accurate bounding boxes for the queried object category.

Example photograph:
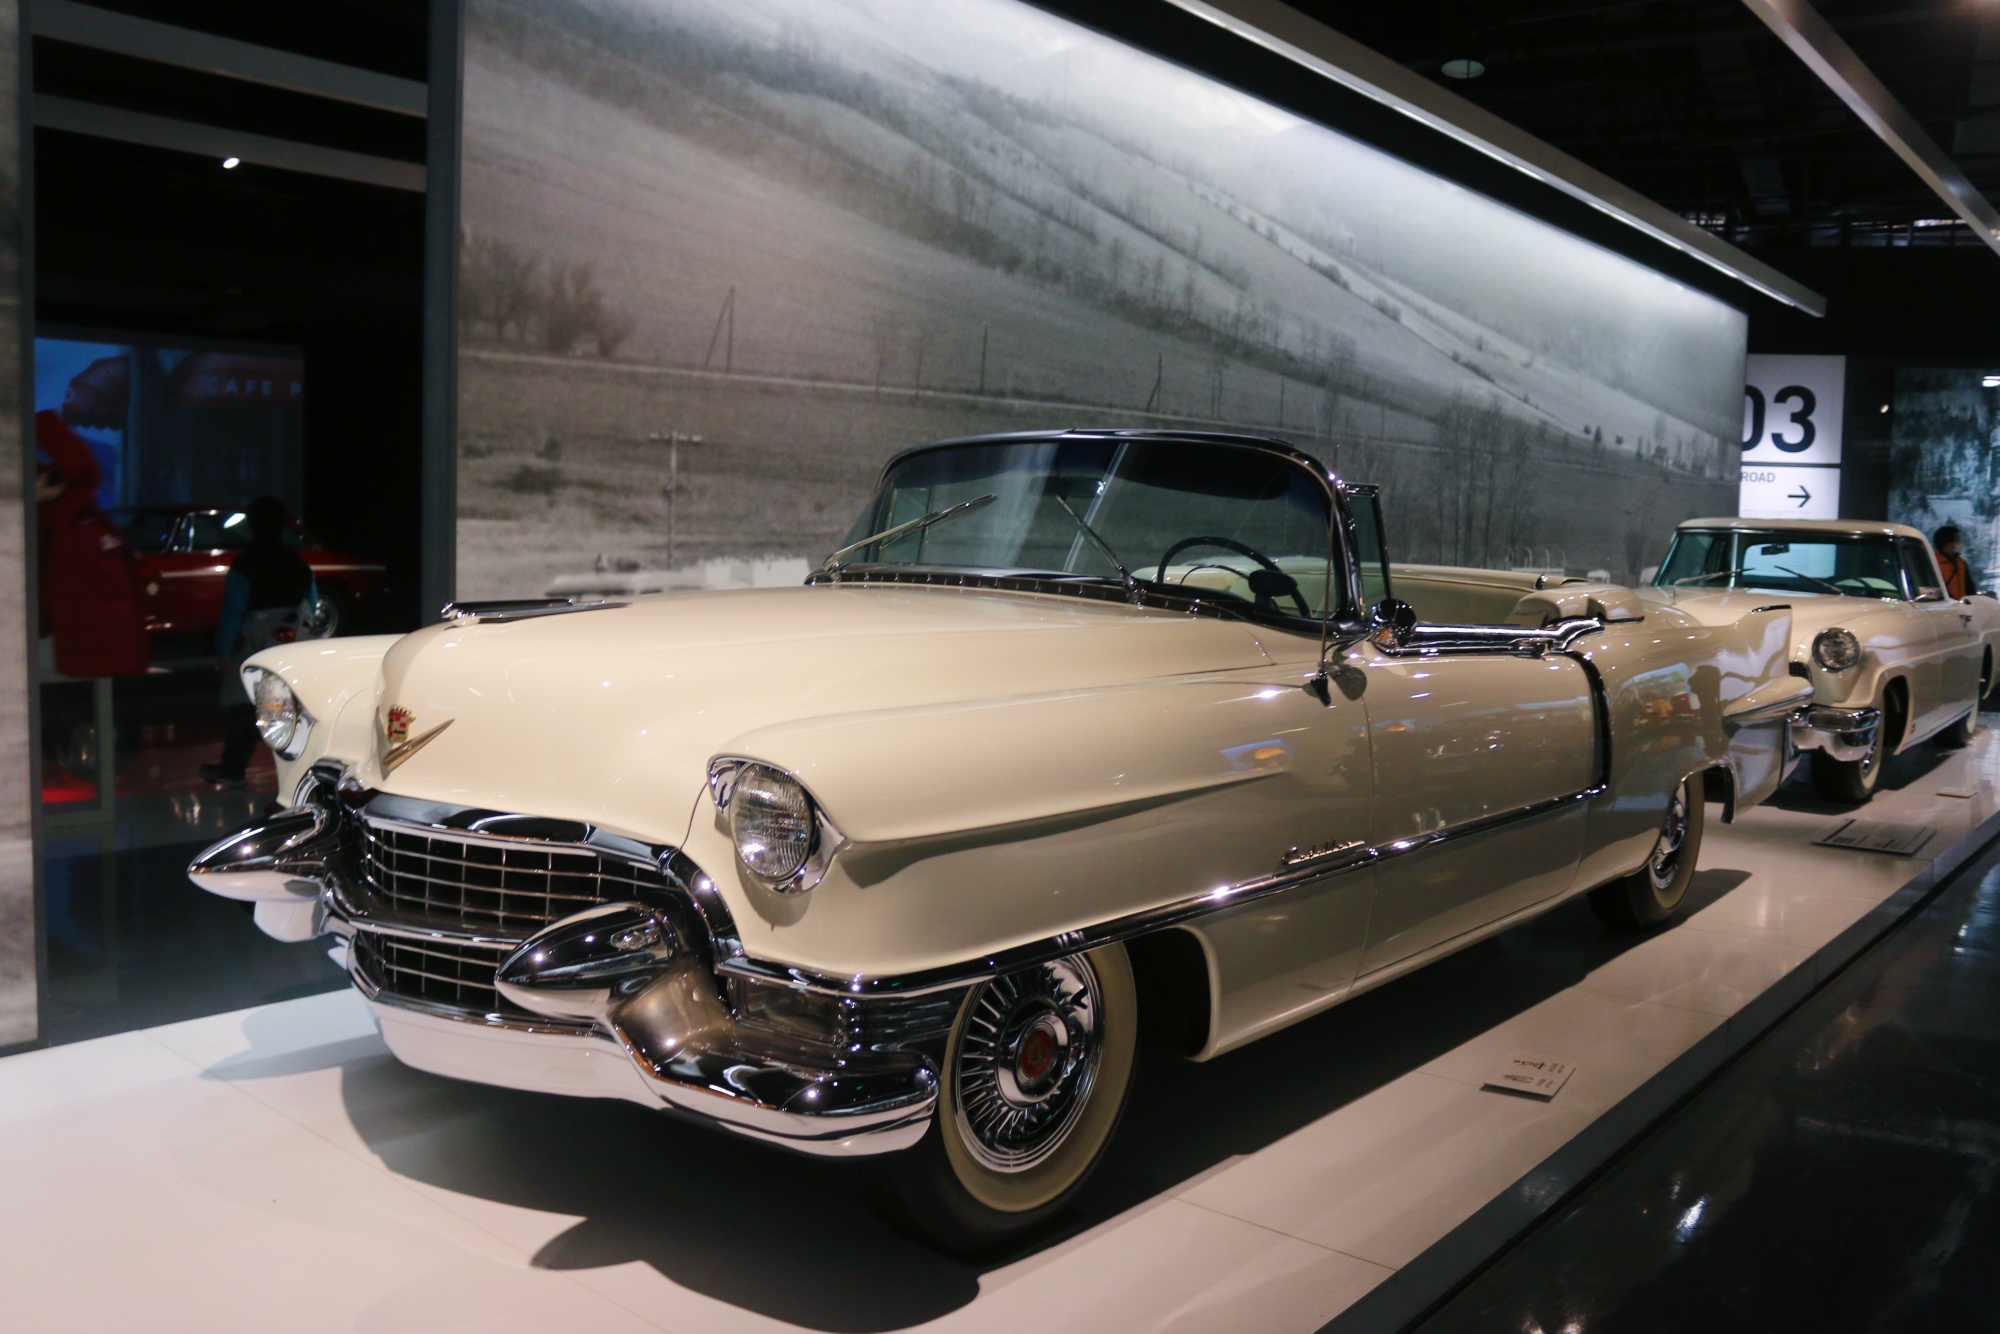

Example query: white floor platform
[6,739,2000,1334]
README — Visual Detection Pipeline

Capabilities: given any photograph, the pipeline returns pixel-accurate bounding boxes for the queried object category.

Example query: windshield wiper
[1672,567,1747,587]
[1052,497,1142,604]
[1773,563,1846,597]
[820,493,997,572]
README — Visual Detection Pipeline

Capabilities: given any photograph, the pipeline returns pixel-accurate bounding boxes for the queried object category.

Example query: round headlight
[728,763,818,887]
[1811,627,1861,673]
[247,667,310,758]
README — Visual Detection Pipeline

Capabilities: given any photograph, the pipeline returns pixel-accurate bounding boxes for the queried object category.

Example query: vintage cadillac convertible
[1644,517,2000,802]
[189,430,1800,1251]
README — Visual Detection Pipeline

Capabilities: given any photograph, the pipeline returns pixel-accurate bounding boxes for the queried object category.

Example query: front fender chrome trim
[724,781,1605,1001]
[441,597,629,623]
[1366,616,1606,659]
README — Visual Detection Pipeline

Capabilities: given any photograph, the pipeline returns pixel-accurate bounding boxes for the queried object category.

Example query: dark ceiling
[1300,0,2000,250]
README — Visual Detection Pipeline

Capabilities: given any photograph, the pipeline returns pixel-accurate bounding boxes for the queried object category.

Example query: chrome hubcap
[955,955,1102,1172]
[1646,782,1691,895]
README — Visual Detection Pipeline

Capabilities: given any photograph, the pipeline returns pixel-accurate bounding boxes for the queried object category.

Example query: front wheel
[1810,708,1886,803]
[866,944,1137,1255]
[1590,776,1703,931]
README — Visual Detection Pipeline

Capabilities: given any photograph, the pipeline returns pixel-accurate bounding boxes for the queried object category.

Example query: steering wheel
[1155,535,1311,616]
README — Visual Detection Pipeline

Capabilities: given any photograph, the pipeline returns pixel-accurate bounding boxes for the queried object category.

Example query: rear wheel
[866,944,1137,1255]
[1935,707,1978,750]
[1590,776,1703,931]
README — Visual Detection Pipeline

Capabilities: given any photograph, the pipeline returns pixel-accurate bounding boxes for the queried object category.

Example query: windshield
[836,437,1339,619]
[1655,529,1915,599]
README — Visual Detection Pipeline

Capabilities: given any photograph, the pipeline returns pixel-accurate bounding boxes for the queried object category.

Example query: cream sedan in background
[188,430,1796,1253]
[1644,518,2000,803]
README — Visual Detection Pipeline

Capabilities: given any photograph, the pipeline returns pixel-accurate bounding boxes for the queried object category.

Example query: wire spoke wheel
[954,955,1104,1173]
[866,943,1137,1252]
[1590,774,1703,930]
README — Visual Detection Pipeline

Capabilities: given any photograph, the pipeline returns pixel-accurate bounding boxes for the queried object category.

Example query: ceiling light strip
[1740,0,2000,262]
[1161,0,1827,315]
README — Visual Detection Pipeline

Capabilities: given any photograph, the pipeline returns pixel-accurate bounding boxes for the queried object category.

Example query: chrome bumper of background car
[186,781,942,1158]
[1790,704,1882,762]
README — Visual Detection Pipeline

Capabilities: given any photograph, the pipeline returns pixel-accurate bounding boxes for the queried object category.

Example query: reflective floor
[1413,820,2000,1334]
[43,839,347,1046]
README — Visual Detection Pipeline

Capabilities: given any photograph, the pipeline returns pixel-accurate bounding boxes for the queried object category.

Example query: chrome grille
[352,930,518,1018]
[359,820,671,935]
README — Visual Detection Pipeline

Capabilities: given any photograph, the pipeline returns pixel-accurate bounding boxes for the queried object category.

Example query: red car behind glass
[113,507,388,639]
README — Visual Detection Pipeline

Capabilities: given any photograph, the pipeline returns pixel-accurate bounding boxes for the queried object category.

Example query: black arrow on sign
[1789,484,1811,507]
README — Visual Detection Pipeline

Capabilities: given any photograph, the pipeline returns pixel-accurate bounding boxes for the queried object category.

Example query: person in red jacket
[34,410,148,678]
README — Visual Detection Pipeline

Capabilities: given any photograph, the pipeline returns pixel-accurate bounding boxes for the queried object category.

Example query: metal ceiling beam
[31,0,426,117]
[35,96,426,192]
[1163,0,1827,313]
[1740,0,2000,258]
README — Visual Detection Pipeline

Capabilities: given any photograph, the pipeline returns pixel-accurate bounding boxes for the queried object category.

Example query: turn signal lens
[728,763,817,887]
[1811,627,1861,673]
[247,667,311,758]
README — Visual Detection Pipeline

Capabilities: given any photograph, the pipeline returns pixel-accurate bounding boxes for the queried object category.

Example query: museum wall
[1889,370,1999,589]
[453,0,1748,597]
[0,0,31,1049]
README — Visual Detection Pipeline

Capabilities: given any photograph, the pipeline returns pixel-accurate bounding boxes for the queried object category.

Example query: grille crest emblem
[380,704,451,773]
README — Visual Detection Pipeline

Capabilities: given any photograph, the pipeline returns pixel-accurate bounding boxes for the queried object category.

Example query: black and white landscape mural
[1890,370,1998,587]
[457,0,1747,598]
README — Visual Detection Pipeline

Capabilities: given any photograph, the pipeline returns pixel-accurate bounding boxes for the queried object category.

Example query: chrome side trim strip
[1371,616,1605,658]
[722,783,1601,1000]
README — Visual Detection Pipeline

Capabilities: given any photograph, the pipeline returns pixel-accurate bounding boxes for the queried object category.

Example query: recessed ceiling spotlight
[1880,404,1890,413]
[1441,58,1486,80]
[1983,375,2000,388]
[222,156,241,169]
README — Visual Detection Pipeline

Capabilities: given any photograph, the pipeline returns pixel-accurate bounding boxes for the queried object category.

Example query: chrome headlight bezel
[708,756,844,894]
[244,665,314,760]
[1811,627,1862,674]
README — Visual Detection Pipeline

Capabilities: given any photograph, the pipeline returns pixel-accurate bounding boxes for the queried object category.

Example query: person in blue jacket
[200,497,316,788]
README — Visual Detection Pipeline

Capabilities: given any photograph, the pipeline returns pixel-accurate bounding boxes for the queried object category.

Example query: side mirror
[1369,597,1417,649]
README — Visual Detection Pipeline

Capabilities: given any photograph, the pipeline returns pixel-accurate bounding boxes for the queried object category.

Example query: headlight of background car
[245,666,314,759]
[726,762,818,888]
[1811,627,1862,673]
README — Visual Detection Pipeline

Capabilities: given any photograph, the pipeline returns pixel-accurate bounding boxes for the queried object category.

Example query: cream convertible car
[190,431,1801,1251]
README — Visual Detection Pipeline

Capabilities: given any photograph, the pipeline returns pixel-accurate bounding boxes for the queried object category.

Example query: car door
[164,510,242,634]
[1902,539,1981,729]
[1354,635,1595,976]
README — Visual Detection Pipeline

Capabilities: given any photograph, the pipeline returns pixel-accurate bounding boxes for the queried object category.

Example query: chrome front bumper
[1790,704,1882,763]
[186,780,944,1158]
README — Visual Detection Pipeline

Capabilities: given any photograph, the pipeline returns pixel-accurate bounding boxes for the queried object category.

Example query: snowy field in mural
[456,0,1745,599]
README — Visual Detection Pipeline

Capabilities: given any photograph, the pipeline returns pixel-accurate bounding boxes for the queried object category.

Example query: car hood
[1640,585,1905,659]
[364,583,1274,842]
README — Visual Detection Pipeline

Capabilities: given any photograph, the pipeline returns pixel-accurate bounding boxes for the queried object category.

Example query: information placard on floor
[1483,1056,1577,1100]
[1814,820,1937,856]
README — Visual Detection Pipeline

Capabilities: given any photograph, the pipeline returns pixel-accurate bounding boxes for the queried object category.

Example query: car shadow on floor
[306,862,1756,1332]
